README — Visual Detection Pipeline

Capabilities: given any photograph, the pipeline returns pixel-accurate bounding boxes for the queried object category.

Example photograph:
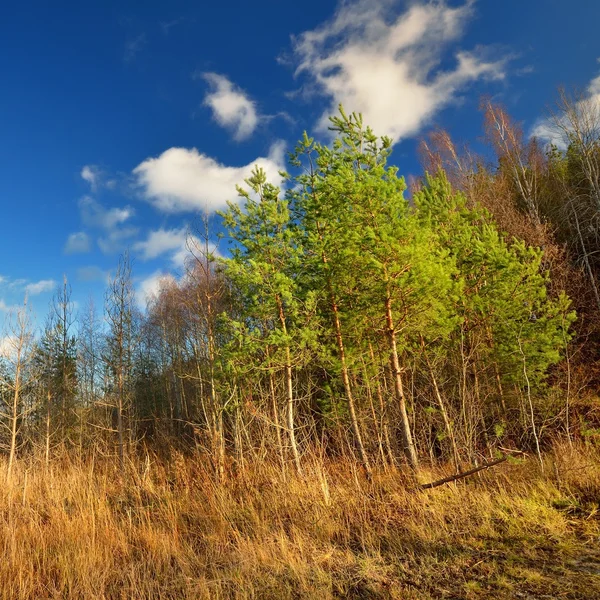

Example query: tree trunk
[7,360,22,482]
[117,368,124,467]
[267,352,287,479]
[369,343,395,467]
[45,389,51,468]
[329,297,372,474]
[276,296,302,475]
[385,293,418,470]
[420,338,460,470]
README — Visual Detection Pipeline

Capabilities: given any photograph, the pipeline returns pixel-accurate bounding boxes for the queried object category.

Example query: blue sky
[1,0,600,333]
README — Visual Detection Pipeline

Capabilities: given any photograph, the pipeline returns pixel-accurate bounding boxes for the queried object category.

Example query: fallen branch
[420,456,507,490]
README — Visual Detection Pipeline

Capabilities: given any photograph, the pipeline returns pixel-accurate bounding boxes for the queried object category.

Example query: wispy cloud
[290,0,506,142]
[124,33,146,63]
[25,279,56,296]
[0,299,19,313]
[79,196,134,230]
[81,165,100,192]
[98,227,139,255]
[133,141,285,214]
[8,279,27,289]
[160,18,184,35]
[1,276,55,302]
[80,164,116,192]
[64,231,91,255]
[78,196,137,254]
[76,266,110,283]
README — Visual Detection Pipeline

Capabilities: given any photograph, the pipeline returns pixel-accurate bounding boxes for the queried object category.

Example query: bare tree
[482,98,545,227]
[186,220,228,480]
[78,296,101,409]
[551,87,600,210]
[104,253,135,466]
[543,87,600,311]
[0,297,33,482]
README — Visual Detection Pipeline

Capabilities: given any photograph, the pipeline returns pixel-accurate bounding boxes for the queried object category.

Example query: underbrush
[0,443,599,599]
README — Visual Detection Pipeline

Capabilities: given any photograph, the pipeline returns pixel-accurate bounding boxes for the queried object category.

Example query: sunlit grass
[0,443,598,599]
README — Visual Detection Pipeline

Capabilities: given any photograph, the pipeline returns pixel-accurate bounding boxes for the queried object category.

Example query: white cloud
[0,335,17,359]
[64,231,91,254]
[78,196,137,253]
[79,196,134,230]
[174,235,221,269]
[132,228,221,271]
[98,227,139,255]
[171,245,191,269]
[136,271,177,308]
[25,279,56,296]
[133,141,285,214]
[8,279,26,289]
[589,73,600,97]
[202,72,259,141]
[81,165,100,191]
[530,120,555,145]
[291,0,506,142]
[160,18,184,35]
[133,234,224,309]
[0,299,19,313]
[133,227,188,261]
[124,33,146,63]
[532,73,600,148]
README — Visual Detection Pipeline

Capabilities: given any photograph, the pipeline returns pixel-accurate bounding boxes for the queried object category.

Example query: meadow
[1,443,599,599]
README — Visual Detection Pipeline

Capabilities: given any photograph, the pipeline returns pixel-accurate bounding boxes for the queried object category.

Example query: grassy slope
[0,445,599,599]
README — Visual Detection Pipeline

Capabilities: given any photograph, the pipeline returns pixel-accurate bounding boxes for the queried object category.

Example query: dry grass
[0,444,599,599]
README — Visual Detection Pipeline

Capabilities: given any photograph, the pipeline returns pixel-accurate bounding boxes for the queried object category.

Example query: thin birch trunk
[385,293,418,470]
[267,353,287,479]
[420,338,460,470]
[276,296,302,475]
[330,298,372,474]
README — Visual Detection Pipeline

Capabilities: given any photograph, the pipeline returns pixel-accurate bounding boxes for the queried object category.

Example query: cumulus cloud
[202,73,259,141]
[291,0,506,142]
[25,279,56,296]
[64,231,91,254]
[133,141,285,214]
